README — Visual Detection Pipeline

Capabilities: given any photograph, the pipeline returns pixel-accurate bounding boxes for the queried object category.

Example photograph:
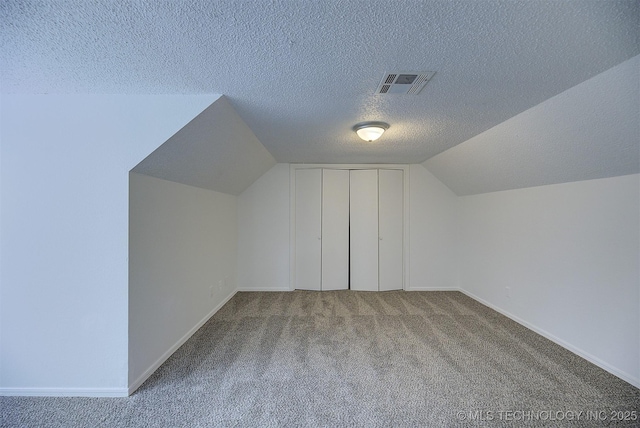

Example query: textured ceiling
[1,0,639,169]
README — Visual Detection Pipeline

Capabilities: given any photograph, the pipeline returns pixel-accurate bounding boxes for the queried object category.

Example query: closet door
[378,169,404,291]
[322,169,350,290]
[295,169,322,290]
[349,169,379,291]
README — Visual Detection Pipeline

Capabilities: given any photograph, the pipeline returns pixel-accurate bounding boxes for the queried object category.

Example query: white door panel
[322,169,350,290]
[349,170,379,291]
[295,169,322,290]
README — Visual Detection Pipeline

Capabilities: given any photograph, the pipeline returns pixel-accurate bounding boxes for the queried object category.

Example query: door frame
[289,164,410,291]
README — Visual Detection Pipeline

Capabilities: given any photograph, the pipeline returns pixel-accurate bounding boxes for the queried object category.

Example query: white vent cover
[375,71,435,95]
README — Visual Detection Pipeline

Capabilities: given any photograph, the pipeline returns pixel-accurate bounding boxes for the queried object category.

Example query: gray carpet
[2,291,639,427]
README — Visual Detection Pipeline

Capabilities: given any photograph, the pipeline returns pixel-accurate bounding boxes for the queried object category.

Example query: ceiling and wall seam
[2,0,638,194]
[423,55,640,196]
[131,96,276,196]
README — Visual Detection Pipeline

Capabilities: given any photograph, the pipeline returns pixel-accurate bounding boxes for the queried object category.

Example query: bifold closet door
[295,169,322,290]
[321,169,350,290]
[378,169,404,291]
[349,169,379,291]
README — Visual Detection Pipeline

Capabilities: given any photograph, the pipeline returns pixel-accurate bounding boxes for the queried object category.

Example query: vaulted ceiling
[2,0,638,194]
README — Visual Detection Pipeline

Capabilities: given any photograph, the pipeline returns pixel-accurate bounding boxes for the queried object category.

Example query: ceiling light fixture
[353,121,389,142]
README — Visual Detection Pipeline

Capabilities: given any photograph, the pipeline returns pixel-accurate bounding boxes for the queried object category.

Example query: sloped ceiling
[1,0,639,192]
[425,55,640,195]
[132,96,276,195]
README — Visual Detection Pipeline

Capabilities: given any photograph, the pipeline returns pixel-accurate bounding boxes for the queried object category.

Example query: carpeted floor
[2,291,639,427]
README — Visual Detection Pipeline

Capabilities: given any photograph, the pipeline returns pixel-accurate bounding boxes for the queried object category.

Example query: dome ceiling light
[353,121,390,142]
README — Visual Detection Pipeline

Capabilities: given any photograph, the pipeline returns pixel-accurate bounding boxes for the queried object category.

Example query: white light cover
[356,126,385,142]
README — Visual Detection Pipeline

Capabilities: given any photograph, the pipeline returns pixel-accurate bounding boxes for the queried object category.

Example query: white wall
[0,94,217,396]
[128,173,237,392]
[237,163,291,291]
[458,174,640,387]
[409,164,458,290]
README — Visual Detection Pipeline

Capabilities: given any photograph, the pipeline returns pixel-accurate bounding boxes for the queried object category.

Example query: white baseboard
[241,287,459,292]
[0,387,128,397]
[459,288,640,389]
[127,288,238,395]
[237,287,291,292]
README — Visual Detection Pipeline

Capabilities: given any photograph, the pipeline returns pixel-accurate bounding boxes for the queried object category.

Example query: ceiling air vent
[375,71,435,95]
